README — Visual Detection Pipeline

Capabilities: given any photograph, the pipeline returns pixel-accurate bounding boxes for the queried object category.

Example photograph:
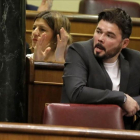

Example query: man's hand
[122,94,139,117]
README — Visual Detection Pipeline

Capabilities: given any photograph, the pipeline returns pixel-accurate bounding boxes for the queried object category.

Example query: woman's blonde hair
[33,10,72,51]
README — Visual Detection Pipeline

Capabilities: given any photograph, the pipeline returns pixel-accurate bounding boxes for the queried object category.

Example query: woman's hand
[33,27,69,62]
[33,33,51,61]
[55,27,69,63]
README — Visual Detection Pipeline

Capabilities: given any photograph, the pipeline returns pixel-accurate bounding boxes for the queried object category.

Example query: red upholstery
[43,103,125,129]
[79,0,140,17]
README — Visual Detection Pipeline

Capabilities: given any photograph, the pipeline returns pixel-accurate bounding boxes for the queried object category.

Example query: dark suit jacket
[26,4,38,10]
[61,38,140,129]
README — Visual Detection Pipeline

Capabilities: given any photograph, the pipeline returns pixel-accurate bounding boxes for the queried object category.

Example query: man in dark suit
[61,8,140,129]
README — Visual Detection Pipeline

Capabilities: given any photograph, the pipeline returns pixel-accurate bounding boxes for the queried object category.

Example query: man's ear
[122,38,130,49]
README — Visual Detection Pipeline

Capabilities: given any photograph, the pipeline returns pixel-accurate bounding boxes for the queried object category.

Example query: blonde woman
[27,11,72,63]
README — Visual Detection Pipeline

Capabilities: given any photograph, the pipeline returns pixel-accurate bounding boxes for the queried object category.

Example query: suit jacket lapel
[119,53,129,92]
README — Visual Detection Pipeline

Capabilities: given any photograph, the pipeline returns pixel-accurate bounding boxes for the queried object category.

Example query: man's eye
[107,34,114,38]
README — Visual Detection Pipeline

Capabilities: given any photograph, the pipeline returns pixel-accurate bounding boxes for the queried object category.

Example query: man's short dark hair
[98,8,132,39]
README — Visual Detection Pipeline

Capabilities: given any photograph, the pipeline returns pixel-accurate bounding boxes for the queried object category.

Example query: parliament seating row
[0,122,140,140]
[26,12,140,123]
[26,10,140,125]
[26,10,140,52]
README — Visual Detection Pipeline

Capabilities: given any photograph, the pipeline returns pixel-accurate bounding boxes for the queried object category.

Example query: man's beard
[93,43,122,60]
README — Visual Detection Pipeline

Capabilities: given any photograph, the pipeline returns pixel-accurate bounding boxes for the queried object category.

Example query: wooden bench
[0,122,140,140]
[26,57,64,123]
[26,10,140,51]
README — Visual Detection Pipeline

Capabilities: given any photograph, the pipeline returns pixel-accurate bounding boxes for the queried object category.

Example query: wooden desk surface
[0,122,140,140]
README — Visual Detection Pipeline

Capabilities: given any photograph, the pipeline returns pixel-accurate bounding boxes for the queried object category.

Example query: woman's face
[31,18,54,49]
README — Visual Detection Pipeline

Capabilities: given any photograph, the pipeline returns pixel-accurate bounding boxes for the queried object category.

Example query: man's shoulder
[122,48,140,60]
[122,48,140,56]
[70,39,93,50]
[67,39,94,61]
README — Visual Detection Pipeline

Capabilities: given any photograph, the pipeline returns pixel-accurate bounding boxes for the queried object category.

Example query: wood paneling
[26,57,64,123]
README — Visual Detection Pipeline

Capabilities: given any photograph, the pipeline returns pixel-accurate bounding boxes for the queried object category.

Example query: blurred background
[27,0,140,13]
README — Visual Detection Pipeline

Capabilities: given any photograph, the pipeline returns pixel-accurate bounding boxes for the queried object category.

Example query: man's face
[93,20,127,63]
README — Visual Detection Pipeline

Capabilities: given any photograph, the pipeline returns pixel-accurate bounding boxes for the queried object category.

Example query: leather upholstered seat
[43,103,125,129]
[79,0,140,17]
